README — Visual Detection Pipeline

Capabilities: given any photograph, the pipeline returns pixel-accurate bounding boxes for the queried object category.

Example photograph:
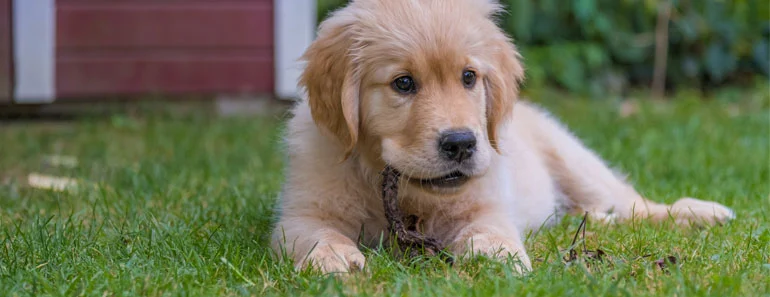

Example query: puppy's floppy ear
[483,36,525,152]
[299,11,360,159]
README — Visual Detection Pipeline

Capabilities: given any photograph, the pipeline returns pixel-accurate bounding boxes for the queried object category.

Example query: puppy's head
[300,0,524,194]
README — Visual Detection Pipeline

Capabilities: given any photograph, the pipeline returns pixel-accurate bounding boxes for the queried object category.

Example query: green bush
[317,0,769,96]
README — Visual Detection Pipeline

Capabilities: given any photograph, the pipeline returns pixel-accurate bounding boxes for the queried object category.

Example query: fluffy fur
[270,0,735,274]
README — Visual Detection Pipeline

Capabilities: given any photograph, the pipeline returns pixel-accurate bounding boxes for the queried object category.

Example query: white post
[13,0,56,103]
[274,0,316,100]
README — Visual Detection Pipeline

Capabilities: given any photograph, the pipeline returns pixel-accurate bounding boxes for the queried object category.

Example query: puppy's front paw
[453,233,532,273]
[588,211,619,224]
[670,197,736,226]
[299,243,366,274]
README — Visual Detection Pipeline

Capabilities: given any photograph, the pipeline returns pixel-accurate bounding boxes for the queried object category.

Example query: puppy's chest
[358,194,463,246]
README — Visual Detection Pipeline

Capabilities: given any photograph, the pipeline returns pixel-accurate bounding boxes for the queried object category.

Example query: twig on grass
[564,212,606,265]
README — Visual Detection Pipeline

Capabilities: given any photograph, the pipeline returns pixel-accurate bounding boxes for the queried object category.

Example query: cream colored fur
[270,0,735,274]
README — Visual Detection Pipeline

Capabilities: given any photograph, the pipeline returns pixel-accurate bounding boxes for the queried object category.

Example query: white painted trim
[274,0,316,100]
[13,0,56,103]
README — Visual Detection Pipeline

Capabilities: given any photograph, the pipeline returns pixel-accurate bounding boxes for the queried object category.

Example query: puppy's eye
[392,76,416,94]
[462,70,476,88]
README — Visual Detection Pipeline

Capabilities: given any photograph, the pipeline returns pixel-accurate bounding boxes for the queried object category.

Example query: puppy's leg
[448,212,532,273]
[271,215,366,274]
[517,103,735,226]
[270,174,368,274]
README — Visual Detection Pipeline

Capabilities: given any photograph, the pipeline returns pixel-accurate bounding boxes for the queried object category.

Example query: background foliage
[317,0,770,96]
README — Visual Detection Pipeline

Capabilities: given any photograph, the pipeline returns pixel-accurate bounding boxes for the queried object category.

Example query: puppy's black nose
[439,130,476,163]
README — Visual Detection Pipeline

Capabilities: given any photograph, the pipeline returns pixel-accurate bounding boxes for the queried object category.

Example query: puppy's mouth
[409,171,470,189]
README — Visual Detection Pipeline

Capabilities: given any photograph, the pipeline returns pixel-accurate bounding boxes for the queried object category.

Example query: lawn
[1,86,768,296]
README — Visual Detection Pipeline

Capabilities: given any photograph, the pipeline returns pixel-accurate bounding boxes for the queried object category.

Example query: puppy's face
[359,48,491,194]
[301,0,524,195]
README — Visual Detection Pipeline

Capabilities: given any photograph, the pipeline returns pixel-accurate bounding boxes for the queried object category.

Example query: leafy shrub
[317,0,769,96]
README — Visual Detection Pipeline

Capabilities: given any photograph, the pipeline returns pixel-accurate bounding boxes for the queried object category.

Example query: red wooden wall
[0,0,10,102]
[56,0,274,99]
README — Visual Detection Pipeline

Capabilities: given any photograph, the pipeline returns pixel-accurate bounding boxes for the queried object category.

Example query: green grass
[1,86,769,296]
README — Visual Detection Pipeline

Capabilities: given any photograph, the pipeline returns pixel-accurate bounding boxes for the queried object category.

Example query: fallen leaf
[27,173,78,192]
[654,256,678,271]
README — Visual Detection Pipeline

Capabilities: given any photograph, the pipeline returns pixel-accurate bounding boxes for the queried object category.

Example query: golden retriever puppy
[270,0,735,274]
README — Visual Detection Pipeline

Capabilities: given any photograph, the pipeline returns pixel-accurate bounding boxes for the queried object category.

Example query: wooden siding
[56,0,274,99]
